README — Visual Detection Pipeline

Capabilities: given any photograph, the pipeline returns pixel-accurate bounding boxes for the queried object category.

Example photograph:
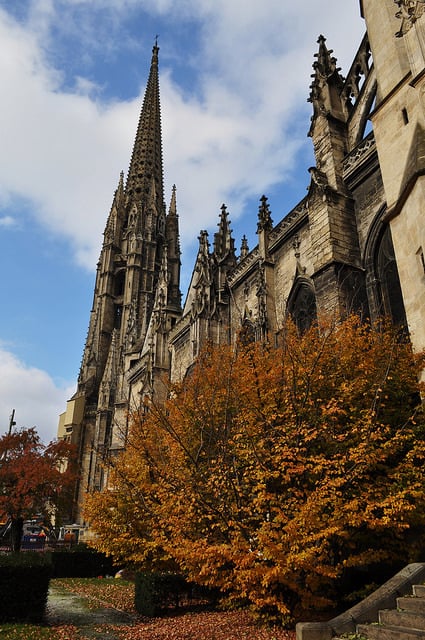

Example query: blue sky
[0,0,364,442]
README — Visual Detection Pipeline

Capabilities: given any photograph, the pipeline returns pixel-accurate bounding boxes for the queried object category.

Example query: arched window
[375,225,406,326]
[238,318,256,345]
[114,271,126,297]
[287,280,317,332]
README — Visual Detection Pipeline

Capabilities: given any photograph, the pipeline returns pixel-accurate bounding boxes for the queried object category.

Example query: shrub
[51,548,116,578]
[135,571,220,616]
[0,552,52,622]
[135,571,188,616]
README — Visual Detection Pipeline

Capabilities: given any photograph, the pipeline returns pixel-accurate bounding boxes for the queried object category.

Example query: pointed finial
[240,235,249,260]
[214,203,235,260]
[308,33,344,133]
[168,184,177,216]
[257,195,273,233]
[152,36,159,64]
[218,203,229,230]
[199,230,210,255]
[312,34,340,79]
[153,35,159,56]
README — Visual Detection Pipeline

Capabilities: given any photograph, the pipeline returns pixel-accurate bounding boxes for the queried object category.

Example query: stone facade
[59,1,425,526]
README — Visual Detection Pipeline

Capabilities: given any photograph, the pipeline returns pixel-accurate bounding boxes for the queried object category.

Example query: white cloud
[0,1,367,443]
[0,345,74,444]
[0,216,17,228]
[0,3,365,270]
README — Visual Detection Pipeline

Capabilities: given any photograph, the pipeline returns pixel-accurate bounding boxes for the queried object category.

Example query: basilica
[59,0,425,526]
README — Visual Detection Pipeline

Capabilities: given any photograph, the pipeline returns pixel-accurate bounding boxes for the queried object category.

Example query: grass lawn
[0,578,296,640]
[0,625,65,639]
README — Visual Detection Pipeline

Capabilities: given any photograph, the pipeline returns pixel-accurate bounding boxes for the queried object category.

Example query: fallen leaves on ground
[51,626,80,640]
[52,578,295,640]
[103,610,294,640]
[53,577,136,612]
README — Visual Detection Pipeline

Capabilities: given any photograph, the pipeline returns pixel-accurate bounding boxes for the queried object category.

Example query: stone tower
[60,44,181,521]
[307,34,366,318]
[360,0,425,355]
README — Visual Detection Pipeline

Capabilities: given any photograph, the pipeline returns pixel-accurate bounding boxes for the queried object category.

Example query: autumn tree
[84,315,425,623]
[0,427,76,551]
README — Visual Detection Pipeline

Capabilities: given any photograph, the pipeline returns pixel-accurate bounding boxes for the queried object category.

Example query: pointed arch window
[238,318,256,345]
[287,280,317,332]
[375,225,406,326]
[114,271,126,298]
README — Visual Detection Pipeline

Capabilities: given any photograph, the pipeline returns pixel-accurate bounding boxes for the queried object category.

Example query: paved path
[46,583,137,639]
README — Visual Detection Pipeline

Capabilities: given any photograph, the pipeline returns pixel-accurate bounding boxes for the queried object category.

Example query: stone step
[397,597,425,614]
[414,586,425,599]
[357,623,425,640]
[380,609,425,630]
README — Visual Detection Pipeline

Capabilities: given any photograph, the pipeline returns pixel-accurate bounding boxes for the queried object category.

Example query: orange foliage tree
[0,427,76,551]
[84,316,425,622]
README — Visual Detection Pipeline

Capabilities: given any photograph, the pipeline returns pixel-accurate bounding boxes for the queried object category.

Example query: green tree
[84,316,425,623]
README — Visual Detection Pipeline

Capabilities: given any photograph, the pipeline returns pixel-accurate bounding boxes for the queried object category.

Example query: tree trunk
[10,517,24,552]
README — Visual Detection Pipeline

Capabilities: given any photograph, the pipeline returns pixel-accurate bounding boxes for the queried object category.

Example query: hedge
[0,552,52,622]
[50,549,116,578]
[135,571,219,617]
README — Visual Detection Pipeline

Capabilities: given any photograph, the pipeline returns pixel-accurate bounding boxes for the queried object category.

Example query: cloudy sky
[0,0,365,442]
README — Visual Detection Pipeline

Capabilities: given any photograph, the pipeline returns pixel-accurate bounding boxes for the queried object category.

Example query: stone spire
[308,36,349,192]
[308,35,346,133]
[125,43,164,214]
[212,204,237,305]
[257,195,273,260]
[117,42,169,351]
[197,230,211,280]
[213,204,236,262]
[62,38,184,524]
[168,183,177,217]
[104,171,125,243]
[165,185,182,312]
[240,235,249,260]
[257,195,273,233]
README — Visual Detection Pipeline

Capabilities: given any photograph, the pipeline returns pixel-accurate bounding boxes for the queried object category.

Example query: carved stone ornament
[126,300,138,348]
[394,0,425,37]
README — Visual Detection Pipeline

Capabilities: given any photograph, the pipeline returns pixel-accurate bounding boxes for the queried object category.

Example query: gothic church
[59,0,425,528]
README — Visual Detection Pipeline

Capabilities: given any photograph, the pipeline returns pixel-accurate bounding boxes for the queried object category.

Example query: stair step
[414,586,425,598]
[397,597,425,613]
[380,609,425,630]
[357,623,425,640]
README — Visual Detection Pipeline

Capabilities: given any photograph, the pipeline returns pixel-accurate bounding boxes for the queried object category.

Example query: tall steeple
[65,41,179,522]
[114,41,168,355]
[126,43,164,212]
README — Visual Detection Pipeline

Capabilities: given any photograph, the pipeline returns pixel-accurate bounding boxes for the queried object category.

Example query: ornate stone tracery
[394,0,425,37]
[255,259,268,339]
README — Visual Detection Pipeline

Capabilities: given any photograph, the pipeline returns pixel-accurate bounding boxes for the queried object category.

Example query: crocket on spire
[125,42,164,217]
